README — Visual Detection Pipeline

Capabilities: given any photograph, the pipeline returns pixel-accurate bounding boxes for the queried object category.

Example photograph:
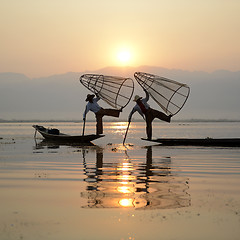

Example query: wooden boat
[141,137,240,147]
[33,125,104,143]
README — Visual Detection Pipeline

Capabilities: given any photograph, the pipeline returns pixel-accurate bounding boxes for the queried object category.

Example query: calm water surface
[0,121,240,240]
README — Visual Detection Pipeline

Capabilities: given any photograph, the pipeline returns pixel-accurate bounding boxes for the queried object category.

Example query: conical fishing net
[80,74,134,109]
[134,72,190,116]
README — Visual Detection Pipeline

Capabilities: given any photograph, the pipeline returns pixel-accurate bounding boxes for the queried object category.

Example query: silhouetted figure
[83,94,122,135]
[128,89,172,140]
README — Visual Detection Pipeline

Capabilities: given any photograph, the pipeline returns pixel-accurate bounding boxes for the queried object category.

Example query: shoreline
[1,119,240,123]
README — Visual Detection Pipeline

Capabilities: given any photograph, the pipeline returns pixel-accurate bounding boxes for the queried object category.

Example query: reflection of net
[80,74,134,109]
[134,72,190,116]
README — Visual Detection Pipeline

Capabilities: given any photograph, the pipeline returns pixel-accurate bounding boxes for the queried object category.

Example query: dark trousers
[145,108,170,140]
[95,108,120,135]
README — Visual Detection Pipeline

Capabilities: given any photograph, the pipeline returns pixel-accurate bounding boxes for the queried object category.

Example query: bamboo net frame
[134,72,190,116]
[80,74,134,109]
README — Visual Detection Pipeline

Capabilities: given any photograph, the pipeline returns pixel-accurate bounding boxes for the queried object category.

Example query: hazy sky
[1,0,240,78]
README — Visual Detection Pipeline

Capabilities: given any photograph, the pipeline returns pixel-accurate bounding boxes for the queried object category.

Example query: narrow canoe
[33,125,104,143]
[141,138,240,147]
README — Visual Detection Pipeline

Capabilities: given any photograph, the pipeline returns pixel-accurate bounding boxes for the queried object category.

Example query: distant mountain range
[1,66,240,121]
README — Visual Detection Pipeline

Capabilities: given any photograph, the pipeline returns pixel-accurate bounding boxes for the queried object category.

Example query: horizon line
[1,119,240,123]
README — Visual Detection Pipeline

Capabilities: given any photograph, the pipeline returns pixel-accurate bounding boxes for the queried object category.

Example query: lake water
[1,121,240,240]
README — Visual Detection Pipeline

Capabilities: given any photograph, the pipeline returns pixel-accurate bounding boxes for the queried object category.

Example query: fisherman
[128,89,172,140]
[83,93,122,135]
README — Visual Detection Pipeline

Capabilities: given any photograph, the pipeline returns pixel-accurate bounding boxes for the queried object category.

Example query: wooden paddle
[123,120,131,145]
[82,118,86,136]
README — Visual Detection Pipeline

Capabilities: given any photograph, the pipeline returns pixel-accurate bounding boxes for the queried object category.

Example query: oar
[34,129,37,139]
[82,118,86,136]
[123,120,131,145]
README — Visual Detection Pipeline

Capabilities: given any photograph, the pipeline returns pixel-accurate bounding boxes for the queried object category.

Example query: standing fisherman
[128,89,172,140]
[83,94,122,135]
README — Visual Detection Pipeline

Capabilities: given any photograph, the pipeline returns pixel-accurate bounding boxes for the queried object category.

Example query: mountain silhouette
[1,66,240,120]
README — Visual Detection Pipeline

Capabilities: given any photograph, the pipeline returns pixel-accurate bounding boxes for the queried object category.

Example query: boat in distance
[33,125,104,143]
[141,137,240,147]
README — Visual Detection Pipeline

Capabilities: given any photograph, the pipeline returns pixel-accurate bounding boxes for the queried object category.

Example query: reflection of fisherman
[128,89,172,140]
[83,94,122,135]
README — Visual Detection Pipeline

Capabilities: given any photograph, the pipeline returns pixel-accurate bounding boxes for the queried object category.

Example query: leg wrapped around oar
[145,108,171,140]
[95,108,121,135]
[96,114,103,135]
[150,108,171,123]
[97,108,121,118]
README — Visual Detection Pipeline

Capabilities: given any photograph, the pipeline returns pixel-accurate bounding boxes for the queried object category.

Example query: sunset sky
[1,0,240,78]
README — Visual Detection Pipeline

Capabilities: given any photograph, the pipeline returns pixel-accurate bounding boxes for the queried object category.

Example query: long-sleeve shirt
[128,90,150,121]
[83,97,101,119]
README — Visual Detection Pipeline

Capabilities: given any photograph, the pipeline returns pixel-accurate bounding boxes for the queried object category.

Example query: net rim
[166,85,190,116]
[115,77,135,109]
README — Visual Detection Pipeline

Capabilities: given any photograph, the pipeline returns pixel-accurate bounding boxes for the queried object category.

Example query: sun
[117,50,131,65]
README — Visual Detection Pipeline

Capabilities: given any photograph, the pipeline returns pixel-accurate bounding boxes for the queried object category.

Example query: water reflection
[34,139,94,150]
[81,146,191,210]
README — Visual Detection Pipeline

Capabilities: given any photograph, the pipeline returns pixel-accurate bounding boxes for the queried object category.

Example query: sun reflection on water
[108,122,129,134]
[118,198,134,208]
[80,146,190,209]
[117,186,133,194]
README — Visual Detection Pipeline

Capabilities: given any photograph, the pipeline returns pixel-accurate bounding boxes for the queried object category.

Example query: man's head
[133,95,142,103]
[86,94,95,102]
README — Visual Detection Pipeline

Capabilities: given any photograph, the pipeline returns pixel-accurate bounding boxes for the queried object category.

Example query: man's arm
[143,88,149,101]
[128,105,145,122]
[95,93,100,102]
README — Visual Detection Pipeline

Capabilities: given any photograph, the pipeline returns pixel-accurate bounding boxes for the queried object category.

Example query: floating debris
[73,149,82,152]
[206,137,213,139]
[127,143,134,147]
[0,139,16,144]
[34,172,48,178]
